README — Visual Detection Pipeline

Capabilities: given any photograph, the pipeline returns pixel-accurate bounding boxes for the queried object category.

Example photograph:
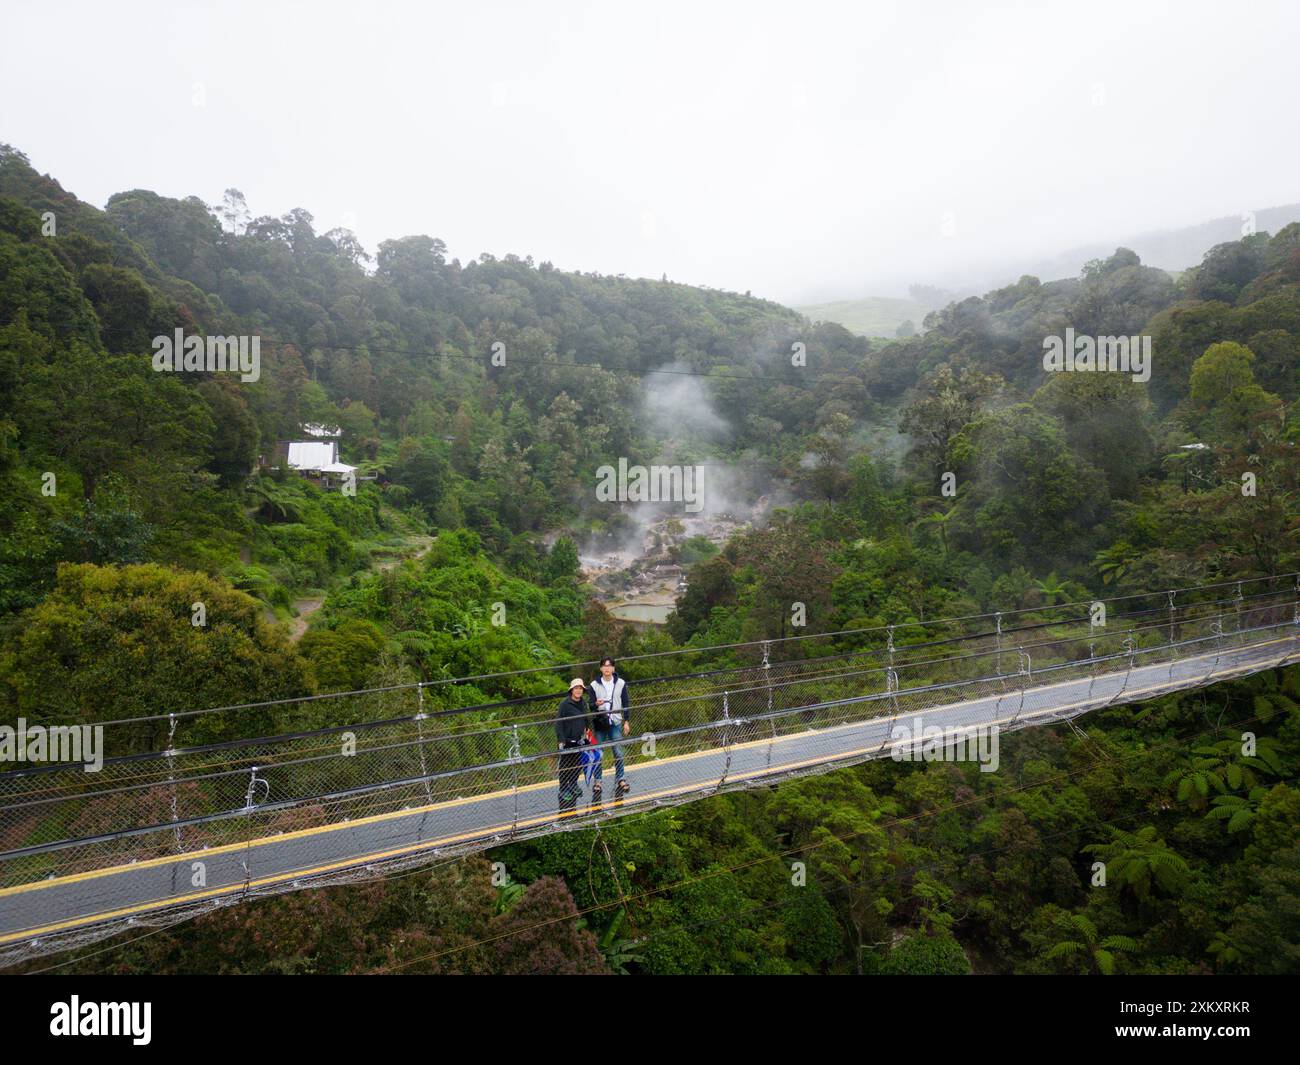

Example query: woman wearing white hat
[555,678,590,810]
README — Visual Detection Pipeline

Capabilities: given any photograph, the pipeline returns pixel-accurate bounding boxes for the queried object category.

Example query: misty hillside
[813,204,1300,338]
[1010,203,1300,288]
[794,294,930,339]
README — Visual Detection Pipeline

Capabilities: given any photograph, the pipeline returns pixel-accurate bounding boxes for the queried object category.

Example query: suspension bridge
[1,575,1297,962]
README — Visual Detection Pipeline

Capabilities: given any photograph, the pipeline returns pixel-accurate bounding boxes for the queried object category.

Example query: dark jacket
[555,695,589,747]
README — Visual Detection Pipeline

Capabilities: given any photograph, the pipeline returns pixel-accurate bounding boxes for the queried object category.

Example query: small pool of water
[609,603,674,624]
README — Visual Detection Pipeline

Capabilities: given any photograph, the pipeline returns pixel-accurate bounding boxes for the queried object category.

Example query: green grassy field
[795,294,931,337]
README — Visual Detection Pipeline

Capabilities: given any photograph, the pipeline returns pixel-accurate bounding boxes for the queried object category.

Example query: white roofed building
[286,441,340,472]
[268,435,358,489]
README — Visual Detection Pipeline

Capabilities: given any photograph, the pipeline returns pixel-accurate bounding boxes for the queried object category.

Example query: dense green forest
[1,140,1297,974]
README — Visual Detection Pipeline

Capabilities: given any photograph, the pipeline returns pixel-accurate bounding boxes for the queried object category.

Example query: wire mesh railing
[13,574,1298,758]
[0,584,1284,840]
[1,579,1296,894]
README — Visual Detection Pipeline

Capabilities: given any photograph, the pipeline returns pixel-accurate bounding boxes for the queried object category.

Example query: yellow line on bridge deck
[1,637,1293,946]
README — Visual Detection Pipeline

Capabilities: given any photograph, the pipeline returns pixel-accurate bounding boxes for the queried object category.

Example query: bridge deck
[1,632,1294,950]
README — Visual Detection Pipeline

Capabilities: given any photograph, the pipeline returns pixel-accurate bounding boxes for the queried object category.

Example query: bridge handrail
[2,614,1294,868]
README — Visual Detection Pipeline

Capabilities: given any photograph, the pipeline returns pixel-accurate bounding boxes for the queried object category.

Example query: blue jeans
[592,725,626,783]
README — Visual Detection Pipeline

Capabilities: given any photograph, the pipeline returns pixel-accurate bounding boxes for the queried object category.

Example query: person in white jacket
[588,656,631,797]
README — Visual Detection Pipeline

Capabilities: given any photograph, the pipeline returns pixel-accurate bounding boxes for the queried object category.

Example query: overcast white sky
[3,0,1298,305]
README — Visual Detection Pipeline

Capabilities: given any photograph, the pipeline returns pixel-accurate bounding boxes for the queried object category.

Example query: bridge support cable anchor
[508,724,522,835]
[1201,617,1227,688]
[1007,649,1031,730]
[1165,591,1182,686]
[165,712,182,850]
[762,640,776,732]
[873,669,902,758]
[994,613,1006,693]
[761,642,777,771]
[881,626,902,754]
[1102,637,1136,710]
[243,766,270,812]
[414,684,434,805]
[236,841,256,900]
[1166,591,1181,685]
[717,691,733,789]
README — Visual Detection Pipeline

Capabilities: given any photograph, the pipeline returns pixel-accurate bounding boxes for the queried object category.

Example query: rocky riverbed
[580,504,772,625]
